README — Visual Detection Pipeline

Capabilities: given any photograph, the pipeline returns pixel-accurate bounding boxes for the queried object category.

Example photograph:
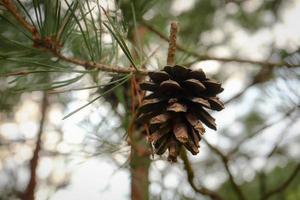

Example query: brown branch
[203,138,246,200]
[180,150,224,200]
[260,163,300,200]
[225,66,274,104]
[256,120,299,199]
[167,21,178,65]
[228,105,299,156]
[22,93,48,200]
[143,22,299,68]
[53,51,148,75]
[266,117,298,159]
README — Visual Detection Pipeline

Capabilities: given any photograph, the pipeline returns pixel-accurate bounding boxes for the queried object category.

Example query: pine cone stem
[167,21,178,65]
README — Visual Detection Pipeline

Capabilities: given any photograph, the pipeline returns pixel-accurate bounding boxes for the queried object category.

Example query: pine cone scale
[150,113,171,124]
[188,97,211,108]
[148,71,170,83]
[158,80,183,94]
[173,122,189,143]
[182,79,206,94]
[140,81,159,91]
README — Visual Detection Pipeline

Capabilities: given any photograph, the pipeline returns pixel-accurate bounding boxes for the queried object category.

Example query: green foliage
[230,0,288,31]
[242,111,265,135]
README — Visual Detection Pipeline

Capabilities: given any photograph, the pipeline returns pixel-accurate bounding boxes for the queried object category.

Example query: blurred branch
[225,66,274,104]
[203,138,246,200]
[22,92,48,200]
[260,163,300,200]
[256,118,299,198]
[0,138,28,146]
[228,105,299,156]
[266,117,299,159]
[224,82,256,104]
[143,22,299,68]
[180,150,224,200]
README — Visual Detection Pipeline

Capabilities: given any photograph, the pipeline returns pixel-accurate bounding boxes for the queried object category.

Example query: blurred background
[0,0,300,200]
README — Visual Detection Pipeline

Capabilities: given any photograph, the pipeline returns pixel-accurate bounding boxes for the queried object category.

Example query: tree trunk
[129,25,150,200]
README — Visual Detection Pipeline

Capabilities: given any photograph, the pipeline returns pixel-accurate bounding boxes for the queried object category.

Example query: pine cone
[136,65,224,162]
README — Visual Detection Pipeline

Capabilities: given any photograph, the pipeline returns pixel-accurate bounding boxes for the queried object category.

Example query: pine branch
[203,138,246,200]
[225,65,275,104]
[1,0,37,37]
[228,105,299,156]
[0,0,149,75]
[143,21,299,68]
[53,50,148,75]
[266,117,298,159]
[224,82,256,104]
[180,150,224,200]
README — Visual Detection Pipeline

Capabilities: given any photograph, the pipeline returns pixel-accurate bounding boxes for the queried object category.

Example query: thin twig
[224,82,256,104]
[53,51,148,75]
[143,21,299,68]
[266,117,298,158]
[180,150,224,200]
[228,105,299,156]
[225,66,274,104]
[260,163,300,200]
[203,138,246,200]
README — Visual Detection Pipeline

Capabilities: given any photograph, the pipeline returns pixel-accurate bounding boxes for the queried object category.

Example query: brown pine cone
[136,65,224,162]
